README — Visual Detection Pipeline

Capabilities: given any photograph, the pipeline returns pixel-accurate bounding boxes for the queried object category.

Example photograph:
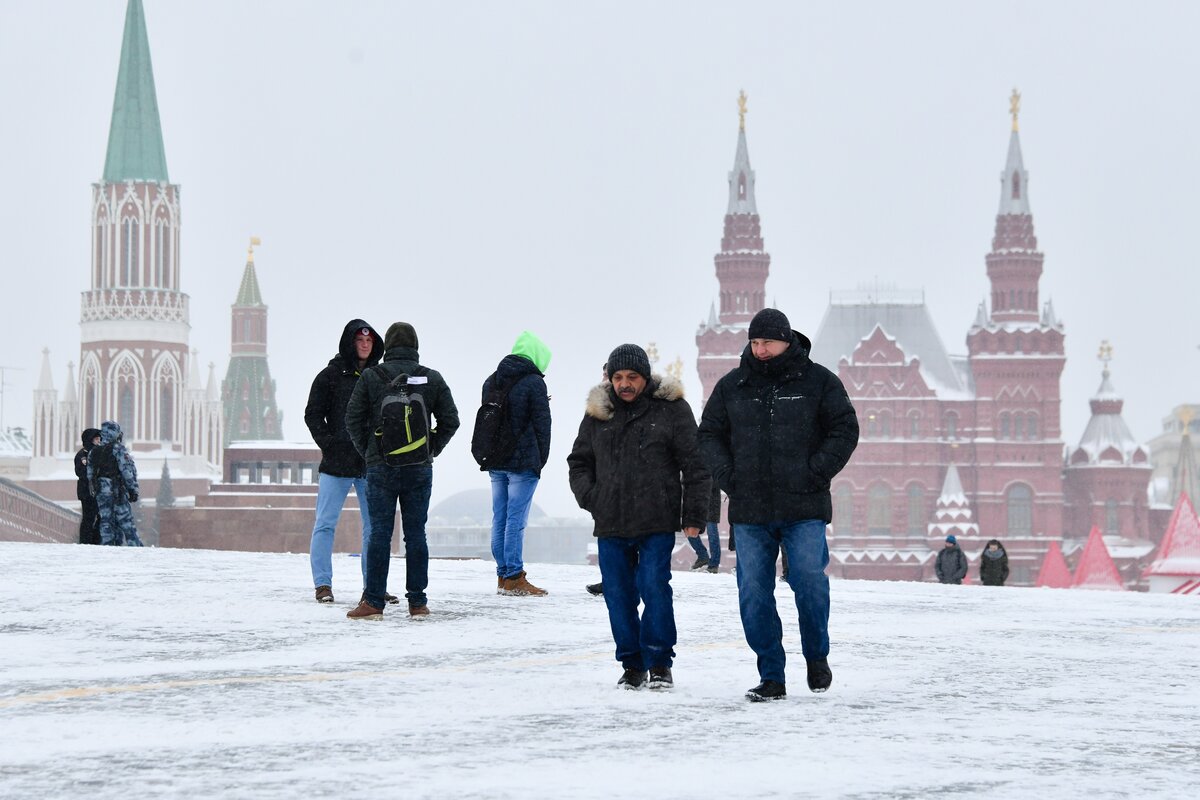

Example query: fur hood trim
[584,373,683,420]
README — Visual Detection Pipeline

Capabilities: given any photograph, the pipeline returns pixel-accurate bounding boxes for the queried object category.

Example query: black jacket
[697,331,859,524]
[567,375,710,538]
[979,539,1010,586]
[75,428,101,501]
[707,483,723,523]
[936,544,969,584]
[304,319,383,477]
[482,354,552,476]
[345,345,460,467]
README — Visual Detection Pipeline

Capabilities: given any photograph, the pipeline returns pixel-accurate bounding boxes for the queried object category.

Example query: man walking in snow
[304,319,390,605]
[698,308,859,702]
[936,535,969,584]
[568,344,710,691]
[87,420,144,547]
[344,322,460,620]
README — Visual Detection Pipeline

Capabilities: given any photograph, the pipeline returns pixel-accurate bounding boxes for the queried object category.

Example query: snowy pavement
[2,542,1199,799]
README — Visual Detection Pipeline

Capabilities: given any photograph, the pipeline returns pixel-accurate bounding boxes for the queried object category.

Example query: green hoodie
[511,330,551,373]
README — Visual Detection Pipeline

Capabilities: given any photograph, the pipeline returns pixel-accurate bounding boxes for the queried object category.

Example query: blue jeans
[597,532,676,670]
[733,520,830,683]
[309,473,372,588]
[363,464,433,609]
[489,470,540,578]
[687,522,722,569]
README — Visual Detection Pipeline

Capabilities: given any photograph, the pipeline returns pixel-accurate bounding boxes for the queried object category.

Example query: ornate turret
[221,239,282,444]
[928,464,980,544]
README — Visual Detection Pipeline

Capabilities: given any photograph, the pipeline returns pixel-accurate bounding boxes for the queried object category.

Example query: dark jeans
[364,464,433,609]
[686,522,721,569]
[597,532,676,670]
[733,520,830,683]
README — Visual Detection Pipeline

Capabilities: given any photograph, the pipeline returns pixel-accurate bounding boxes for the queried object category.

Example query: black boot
[806,658,833,693]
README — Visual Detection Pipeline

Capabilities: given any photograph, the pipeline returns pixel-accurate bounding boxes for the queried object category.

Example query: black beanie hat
[384,322,418,350]
[606,344,651,381]
[748,308,792,341]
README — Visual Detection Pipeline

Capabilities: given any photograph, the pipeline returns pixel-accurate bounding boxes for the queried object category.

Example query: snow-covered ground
[2,542,1199,799]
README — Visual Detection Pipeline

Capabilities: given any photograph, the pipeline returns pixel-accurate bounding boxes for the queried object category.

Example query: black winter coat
[697,331,859,524]
[979,539,1010,586]
[481,354,551,476]
[707,482,723,523]
[304,319,383,477]
[74,428,101,501]
[567,376,711,538]
[936,545,969,584]
[345,346,460,467]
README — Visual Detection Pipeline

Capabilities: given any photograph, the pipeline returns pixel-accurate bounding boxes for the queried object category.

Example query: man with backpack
[87,420,144,547]
[344,322,460,620]
[474,331,552,597]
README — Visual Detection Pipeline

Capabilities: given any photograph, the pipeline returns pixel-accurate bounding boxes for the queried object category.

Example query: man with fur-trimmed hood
[567,344,711,692]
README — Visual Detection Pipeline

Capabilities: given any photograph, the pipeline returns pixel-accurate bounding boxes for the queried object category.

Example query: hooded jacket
[87,421,140,501]
[481,331,552,475]
[979,539,1010,586]
[304,319,383,477]
[567,374,711,538]
[697,330,859,524]
[345,338,460,468]
[74,427,102,501]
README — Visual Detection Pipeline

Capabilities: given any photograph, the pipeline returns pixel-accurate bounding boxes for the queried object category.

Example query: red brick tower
[964,90,1066,580]
[696,91,771,402]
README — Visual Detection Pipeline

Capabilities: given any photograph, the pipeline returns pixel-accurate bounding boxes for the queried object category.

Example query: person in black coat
[568,344,711,691]
[935,535,969,584]
[304,319,383,604]
[979,538,1010,586]
[74,428,102,545]
[482,331,552,597]
[698,308,859,701]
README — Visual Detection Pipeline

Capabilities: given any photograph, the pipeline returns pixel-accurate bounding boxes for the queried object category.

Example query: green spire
[235,260,264,306]
[102,0,169,183]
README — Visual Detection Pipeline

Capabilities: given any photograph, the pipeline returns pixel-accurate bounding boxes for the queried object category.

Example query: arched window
[867,414,878,439]
[121,217,139,286]
[880,411,892,439]
[908,412,920,439]
[1012,412,1025,441]
[1012,171,1021,199]
[868,484,892,536]
[833,485,853,537]
[943,412,958,440]
[1006,485,1033,535]
[1105,499,1119,535]
[118,383,135,437]
[999,412,1010,440]
[906,484,926,537]
[159,384,173,441]
[1026,414,1038,439]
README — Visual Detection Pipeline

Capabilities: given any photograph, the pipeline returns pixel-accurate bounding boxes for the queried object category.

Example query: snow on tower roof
[1144,493,1200,577]
[1071,526,1125,590]
[999,129,1031,216]
[1068,362,1148,466]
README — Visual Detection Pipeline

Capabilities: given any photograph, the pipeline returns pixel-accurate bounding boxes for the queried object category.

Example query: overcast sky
[1,1,1197,516]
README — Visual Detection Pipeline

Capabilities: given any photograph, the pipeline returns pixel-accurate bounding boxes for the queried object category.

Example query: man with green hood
[481,331,553,596]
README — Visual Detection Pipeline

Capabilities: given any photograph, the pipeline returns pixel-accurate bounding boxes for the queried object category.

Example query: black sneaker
[586,582,604,596]
[617,668,647,690]
[746,680,787,702]
[706,566,719,574]
[648,666,673,690]
[689,556,708,571]
[806,658,833,693]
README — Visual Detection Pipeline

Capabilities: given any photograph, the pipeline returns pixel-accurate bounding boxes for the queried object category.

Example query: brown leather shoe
[346,600,383,620]
[497,576,505,595]
[503,571,548,597]
[408,603,430,618]
[315,585,334,604]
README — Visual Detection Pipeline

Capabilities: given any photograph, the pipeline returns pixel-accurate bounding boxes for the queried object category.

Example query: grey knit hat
[606,344,651,381]
[748,308,791,342]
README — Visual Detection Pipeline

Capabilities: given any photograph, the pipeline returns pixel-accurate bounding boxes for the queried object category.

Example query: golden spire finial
[1180,406,1195,432]
[1009,88,1021,132]
[247,235,262,263]
[1097,339,1113,376]
[737,90,748,131]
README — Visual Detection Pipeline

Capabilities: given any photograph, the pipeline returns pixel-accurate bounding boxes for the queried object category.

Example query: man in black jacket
[74,428,102,545]
[698,309,859,702]
[936,535,969,584]
[568,344,710,691]
[345,322,460,620]
[304,319,383,604]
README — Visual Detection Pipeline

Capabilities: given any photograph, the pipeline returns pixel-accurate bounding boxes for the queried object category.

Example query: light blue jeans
[489,470,540,579]
[309,472,372,588]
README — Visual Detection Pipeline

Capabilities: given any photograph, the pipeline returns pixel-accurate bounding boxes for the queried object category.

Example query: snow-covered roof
[726,128,757,215]
[1067,368,1149,466]
[998,129,1031,215]
[0,428,32,457]
[1144,494,1200,577]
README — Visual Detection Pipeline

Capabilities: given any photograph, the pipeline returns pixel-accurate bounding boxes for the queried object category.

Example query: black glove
[128,491,139,503]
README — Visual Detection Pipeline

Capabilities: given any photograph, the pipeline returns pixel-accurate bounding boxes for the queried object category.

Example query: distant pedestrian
[935,535,968,584]
[979,538,1010,586]
[74,428,102,545]
[87,420,143,547]
[345,322,460,620]
[686,483,723,573]
[304,319,389,605]
[568,344,711,691]
[481,331,553,597]
[698,308,859,702]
